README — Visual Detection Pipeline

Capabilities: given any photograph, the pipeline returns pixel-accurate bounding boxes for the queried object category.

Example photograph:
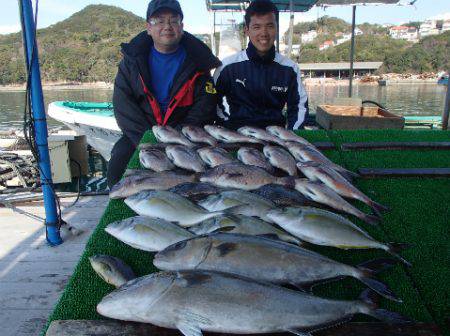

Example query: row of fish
[93,125,410,335]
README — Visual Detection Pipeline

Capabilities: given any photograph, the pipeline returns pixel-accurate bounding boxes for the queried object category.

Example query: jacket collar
[246,42,275,64]
[121,31,221,72]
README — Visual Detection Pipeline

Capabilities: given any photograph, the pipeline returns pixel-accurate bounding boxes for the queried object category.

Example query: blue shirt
[149,46,186,113]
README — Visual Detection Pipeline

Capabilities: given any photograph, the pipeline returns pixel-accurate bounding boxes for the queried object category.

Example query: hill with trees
[0,6,448,85]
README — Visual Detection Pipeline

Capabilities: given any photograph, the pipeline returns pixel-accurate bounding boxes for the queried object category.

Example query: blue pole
[19,0,63,246]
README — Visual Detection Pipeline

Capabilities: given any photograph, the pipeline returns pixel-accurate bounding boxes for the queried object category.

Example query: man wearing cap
[108,0,221,188]
[213,0,309,130]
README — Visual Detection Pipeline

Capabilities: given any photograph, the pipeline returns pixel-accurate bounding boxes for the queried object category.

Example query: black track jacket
[213,43,309,130]
[113,31,221,146]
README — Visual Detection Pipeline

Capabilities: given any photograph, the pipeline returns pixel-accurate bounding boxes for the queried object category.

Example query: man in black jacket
[108,0,221,188]
[213,0,309,130]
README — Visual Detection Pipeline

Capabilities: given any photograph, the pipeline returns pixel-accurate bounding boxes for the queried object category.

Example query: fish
[189,215,301,245]
[237,126,285,145]
[204,125,263,144]
[294,179,380,226]
[168,182,221,201]
[152,125,194,147]
[252,184,312,207]
[165,145,206,173]
[139,148,175,172]
[105,216,194,252]
[200,163,294,190]
[197,146,236,167]
[297,163,389,216]
[263,145,298,176]
[182,125,218,146]
[266,125,315,146]
[154,233,402,302]
[199,190,276,212]
[97,271,409,335]
[267,207,411,266]
[237,147,274,172]
[285,142,358,178]
[124,190,224,226]
[109,171,196,199]
[89,255,136,288]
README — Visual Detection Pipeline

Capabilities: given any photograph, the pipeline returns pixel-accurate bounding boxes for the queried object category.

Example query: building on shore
[389,26,419,42]
[419,20,440,38]
[299,62,383,79]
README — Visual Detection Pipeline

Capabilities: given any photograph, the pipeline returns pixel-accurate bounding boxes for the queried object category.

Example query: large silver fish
[152,125,194,147]
[200,163,294,190]
[166,145,206,173]
[286,142,358,178]
[154,233,402,302]
[204,125,263,144]
[197,147,235,167]
[182,125,218,146]
[124,191,224,226]
[267,207,410,266]
[89,255,136,288]
[263,145,298,176]
[266,125,314,146]
[298,163,389,216]
[139,148,175,172]
[189,215,301,245]
[237,126,285,145]
[105,216,194,252]
[109,171,196,199]
[294,179,379,226]
[97,271,408,335]
[237,147,274,172]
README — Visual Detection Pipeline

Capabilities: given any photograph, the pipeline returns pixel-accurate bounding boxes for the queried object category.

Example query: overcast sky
[1,0,449,36]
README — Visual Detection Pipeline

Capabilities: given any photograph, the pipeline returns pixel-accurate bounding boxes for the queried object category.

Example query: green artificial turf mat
[44,130,449,336]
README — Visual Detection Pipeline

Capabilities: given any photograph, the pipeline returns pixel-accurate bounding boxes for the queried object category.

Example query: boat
[48,101,121,161]
[437,74,448,85]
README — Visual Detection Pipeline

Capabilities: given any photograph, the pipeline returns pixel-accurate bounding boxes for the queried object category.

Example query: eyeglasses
[149,17,182,27]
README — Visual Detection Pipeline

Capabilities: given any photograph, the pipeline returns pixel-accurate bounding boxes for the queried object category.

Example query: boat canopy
[317,0,400,5]
[206,0,319,12]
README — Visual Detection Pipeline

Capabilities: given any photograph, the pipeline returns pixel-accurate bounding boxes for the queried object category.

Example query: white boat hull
[48,102,122,161]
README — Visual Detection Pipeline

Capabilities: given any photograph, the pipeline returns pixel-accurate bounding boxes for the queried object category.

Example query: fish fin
[362,214,381,226]
[256,233,283,241]
[359,276,402,303]
[368,309,413,324]
[387,243,412,267]
[214,242,238,257]
[303,276,347,290]
[177,321,203,336]
[285,329,312,336]
[357,258,397,275]
[369,200,390,216]
[289,282,313,293]
[210,225,236,233]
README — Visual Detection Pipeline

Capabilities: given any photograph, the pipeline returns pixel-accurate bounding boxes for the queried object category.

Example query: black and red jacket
[113,31,221,146]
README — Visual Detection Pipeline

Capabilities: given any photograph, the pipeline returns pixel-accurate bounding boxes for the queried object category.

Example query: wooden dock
[0,194,108,336]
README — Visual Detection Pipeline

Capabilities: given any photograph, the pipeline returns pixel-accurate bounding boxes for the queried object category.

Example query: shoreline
[0,78,440,91]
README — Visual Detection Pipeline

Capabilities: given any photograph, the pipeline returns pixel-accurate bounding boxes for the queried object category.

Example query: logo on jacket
[271,85,288,93]
[236,78,247,88]
[205,81,217,94]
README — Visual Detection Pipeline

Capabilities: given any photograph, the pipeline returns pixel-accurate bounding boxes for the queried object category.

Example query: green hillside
[0,6,448,84]
[0,4,146,85]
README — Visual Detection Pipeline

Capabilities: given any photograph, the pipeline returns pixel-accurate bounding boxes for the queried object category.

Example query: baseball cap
[146,0,183,21]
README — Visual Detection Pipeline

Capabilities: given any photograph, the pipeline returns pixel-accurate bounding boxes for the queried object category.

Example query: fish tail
[386,243,413,267]
[360,213,381,226]
[357,258,397,275]
[368,308,413,324]
[358,289,411,323]
[359,273,403,303]
[278,176,296,189]
[369,200,390,216]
